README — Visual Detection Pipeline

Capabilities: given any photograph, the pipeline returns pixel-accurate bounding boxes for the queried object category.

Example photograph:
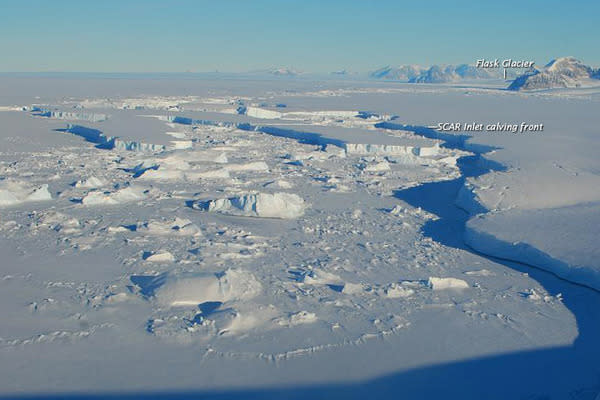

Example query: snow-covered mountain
[331,69,349,75]
[410,64,495,83]
[369,65,426,81]
[268,67,301,77]
[508,57,600,91]
[370,64,500,83]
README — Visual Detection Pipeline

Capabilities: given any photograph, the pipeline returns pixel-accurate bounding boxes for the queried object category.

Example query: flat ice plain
[0,74,599,399]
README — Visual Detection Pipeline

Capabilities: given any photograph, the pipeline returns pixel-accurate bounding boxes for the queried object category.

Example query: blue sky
[1,0,598,72]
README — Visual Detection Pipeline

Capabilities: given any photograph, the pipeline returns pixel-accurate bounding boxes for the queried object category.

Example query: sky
[0,0,598,73]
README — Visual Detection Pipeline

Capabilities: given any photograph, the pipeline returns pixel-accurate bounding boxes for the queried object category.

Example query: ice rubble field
[0,76,599,399]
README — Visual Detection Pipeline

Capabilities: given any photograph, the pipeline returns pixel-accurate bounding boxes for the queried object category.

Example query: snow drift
[192,192,307,219]
[136,217,202,237]
[80,186,147,206]
[428,277,469,290]
[134,269,261,307]
[0,181,52,207]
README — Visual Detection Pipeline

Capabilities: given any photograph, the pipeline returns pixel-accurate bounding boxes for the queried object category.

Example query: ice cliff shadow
[388,128,600,399]
[171,115,345,148]
[54,127,115,150]
[393,154,503,248]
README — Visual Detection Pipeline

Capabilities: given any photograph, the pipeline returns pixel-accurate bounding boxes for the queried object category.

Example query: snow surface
[0,74,599,399]
[465,203,600,290]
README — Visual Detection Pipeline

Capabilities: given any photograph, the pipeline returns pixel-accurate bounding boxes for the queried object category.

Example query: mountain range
[369,57,600,90]
[369,63,511,83]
